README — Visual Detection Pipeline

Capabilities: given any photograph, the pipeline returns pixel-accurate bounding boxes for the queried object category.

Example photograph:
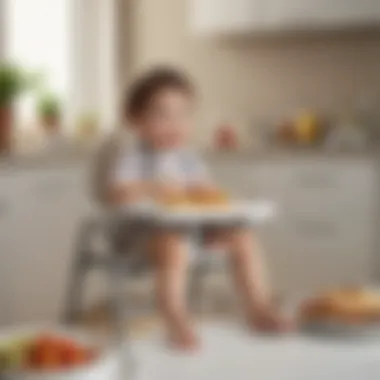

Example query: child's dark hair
[125,67,194,119]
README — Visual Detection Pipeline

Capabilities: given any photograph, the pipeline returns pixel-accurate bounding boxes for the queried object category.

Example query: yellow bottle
[295,111,318,145]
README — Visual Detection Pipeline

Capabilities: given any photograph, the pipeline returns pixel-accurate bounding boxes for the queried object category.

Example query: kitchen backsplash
[126,0,380,144]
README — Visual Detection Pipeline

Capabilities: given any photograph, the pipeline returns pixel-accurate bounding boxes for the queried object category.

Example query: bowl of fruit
[0,326,118,380]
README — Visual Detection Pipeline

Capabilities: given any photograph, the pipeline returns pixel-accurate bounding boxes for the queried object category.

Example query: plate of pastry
[121,188,277,227]
[153,188,276,226]
[295,286,380,338]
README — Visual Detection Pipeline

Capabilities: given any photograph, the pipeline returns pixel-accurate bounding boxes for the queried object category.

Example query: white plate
[0,325,121,380]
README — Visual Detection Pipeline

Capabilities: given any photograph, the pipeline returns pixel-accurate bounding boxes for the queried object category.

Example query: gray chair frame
[63,216,214,339]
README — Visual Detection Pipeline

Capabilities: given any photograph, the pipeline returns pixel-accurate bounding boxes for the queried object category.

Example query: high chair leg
[63,221,98,323]
[107,259,137,379]
[189,262,208,314]
[63,247,91,323]
[107,260,126,342]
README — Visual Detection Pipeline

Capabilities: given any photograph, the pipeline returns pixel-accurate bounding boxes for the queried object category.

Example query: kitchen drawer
[292,242,373,292]
[281,166,374,220]
[285,209,373,241]
[211,162,259,197]
[282,192,376,241]
[267,239,373,295]
[254,215,374,296]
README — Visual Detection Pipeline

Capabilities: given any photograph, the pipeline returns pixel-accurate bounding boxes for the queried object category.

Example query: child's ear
[129,115,145,130]
[125,116,137,129]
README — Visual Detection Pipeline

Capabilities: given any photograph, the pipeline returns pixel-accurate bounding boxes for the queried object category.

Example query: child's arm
[108,150,149,205]
[109,181,147,204]
[183,152,219,193]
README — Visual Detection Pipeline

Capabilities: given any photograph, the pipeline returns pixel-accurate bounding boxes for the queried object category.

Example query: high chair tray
[118,200,277,226]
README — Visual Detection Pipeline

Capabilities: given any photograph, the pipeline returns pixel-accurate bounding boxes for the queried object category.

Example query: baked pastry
[158,192,191,208]
[187,188,229,207]
[157,187,230,209]
[300,287,380,325]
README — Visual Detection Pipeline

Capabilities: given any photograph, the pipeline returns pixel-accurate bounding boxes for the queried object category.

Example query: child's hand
[110,182,147,204]
[150,181,186,201]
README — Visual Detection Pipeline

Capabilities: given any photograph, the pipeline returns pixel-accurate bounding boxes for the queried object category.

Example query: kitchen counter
[204,149,379,162]
[132,322,380,380]
[0,148,377,172]
[0,148,93,172]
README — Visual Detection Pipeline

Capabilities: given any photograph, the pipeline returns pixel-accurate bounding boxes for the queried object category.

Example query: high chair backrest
[91,131,131,207]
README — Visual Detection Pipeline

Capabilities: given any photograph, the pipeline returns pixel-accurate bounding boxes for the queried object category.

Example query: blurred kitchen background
[1,0,380,327]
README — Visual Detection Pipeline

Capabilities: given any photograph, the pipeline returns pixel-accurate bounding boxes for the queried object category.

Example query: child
[108,67,292,350]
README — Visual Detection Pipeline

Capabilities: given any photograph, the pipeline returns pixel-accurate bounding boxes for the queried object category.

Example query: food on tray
[158,187,230,208]
[158,193,190,207]
[187,187,229,206]
[0,333,97,373]
[299,287,380,325]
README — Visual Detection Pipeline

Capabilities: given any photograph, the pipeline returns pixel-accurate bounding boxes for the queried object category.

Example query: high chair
[63,213,219,335]
[63,135,223,338]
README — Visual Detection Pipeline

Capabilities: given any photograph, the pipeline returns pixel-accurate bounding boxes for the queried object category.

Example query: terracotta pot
[41,114,60,134]
[0,105,14,154]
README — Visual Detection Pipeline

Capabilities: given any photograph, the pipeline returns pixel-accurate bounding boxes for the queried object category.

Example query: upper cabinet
[190,0,380,35]
[190,0,267,34]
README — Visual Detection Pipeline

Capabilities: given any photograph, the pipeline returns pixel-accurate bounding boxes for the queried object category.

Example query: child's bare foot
[168,322,200,351]
[248,306,294,333]
[169,327,200,351]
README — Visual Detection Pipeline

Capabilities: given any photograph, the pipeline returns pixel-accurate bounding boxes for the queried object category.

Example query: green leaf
[36,92,61,118]
[0,62,40,106]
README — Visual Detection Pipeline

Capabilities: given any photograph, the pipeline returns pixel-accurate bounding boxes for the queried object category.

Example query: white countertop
[130,321,380,380]
[0,147,377,172]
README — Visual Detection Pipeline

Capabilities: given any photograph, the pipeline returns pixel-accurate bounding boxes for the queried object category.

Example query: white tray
[117,200,277,226]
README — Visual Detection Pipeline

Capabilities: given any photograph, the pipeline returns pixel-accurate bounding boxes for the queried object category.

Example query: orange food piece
[40,349,62,370]
[22,334,96,371]
[27,345,61,370]
[62,347,87,366]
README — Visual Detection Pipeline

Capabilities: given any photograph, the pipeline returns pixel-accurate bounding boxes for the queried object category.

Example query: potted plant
[36,93,61,134]
[76,112,99,142]
[0,63,30,154]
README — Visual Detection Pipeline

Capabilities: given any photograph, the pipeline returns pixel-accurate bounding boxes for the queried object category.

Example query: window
[5,0,70,126]
[4,0,118,131]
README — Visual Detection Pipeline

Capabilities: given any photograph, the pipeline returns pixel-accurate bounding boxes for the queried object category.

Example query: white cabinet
[190,0,380,35]
[190,0,267,34]
[209,156,377,296]
[269,0,380,29]
[0,165,101,325]
[0,174,26,326]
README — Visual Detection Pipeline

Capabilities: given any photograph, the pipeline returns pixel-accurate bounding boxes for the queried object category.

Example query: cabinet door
[309,0,380,27]
[0,175,23,327]
[190,0,266,34]
[5,167,96,324]
[269,0,380,29]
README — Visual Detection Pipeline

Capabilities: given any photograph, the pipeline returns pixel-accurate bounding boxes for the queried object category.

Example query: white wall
[0,0,5,58]
[70,0,118,130]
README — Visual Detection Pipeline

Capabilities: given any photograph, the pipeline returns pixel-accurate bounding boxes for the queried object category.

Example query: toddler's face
[134,89,194,149]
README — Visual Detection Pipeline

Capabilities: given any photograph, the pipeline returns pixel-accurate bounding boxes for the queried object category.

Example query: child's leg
[150,230,199,350]
[224,227,292,332]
